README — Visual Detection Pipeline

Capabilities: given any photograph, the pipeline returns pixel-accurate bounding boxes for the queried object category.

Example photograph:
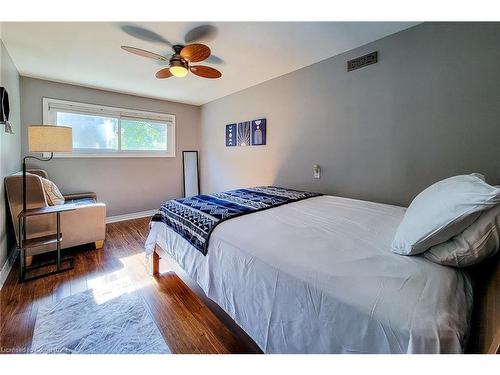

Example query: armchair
[4,169,106,261]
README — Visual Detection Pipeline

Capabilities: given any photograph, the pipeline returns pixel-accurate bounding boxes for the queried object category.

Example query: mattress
[145,195,472,353]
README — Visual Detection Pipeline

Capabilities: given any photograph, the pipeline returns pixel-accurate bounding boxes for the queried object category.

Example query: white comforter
[145,195,472,353]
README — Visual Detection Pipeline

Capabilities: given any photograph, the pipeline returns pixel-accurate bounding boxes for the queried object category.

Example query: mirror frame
[182,150,200,197]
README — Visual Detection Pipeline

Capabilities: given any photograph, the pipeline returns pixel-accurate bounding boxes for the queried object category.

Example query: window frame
[42,97,176,158]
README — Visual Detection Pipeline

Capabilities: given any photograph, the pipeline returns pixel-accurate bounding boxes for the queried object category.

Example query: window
[43,98,175,157]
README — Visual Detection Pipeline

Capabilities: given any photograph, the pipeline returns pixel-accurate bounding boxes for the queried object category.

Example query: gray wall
[201,22,500,206]
[21,77,201,216]
[0,40,22,273]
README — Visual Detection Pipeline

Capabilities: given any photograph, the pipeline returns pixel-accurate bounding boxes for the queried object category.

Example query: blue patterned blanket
[150,186,322,255]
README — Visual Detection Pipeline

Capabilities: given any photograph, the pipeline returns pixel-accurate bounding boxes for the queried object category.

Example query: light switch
[313,164,321,179]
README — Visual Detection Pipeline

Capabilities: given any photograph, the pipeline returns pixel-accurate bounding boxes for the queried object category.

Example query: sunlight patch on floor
[87,253,153,304]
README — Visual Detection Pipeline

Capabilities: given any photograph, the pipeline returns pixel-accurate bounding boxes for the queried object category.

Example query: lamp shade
[28,125,73,152]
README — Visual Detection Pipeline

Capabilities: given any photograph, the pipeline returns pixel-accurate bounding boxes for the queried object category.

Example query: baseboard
[0,247,19,290]
[106,209,157,224]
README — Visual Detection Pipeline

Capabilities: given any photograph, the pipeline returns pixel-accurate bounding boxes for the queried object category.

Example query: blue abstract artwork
[225,123,237,147]
[237,122,251,146]
[251,118,266,146]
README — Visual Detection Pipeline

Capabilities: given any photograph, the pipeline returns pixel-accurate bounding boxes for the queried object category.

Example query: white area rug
[31,290,171,354]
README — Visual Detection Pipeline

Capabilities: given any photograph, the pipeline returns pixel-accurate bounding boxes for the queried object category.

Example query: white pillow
[40,177,65,206]
[470,172,485,181]
[392,174,500,255]
[424,204,500,267]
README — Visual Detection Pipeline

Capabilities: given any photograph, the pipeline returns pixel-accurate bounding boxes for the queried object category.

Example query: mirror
[183,151,199,197]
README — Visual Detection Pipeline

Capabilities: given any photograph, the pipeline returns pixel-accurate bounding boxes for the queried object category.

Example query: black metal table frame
[18,209,74,282]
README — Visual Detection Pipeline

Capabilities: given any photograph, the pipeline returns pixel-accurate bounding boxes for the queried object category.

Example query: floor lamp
[19,125,73,281]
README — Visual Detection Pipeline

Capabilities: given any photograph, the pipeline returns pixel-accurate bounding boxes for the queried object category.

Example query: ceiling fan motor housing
[170,56,189,70]
[170,44,189,69]
[172,44,185,54]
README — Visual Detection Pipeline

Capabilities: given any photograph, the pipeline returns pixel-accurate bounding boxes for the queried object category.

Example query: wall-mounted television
[1,87,13,133]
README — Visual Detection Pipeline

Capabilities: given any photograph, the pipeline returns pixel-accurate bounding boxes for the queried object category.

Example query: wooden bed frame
[466,252,500,353]
[151,244,499,354]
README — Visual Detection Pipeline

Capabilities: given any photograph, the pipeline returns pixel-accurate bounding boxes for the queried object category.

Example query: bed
[145,191,499,354]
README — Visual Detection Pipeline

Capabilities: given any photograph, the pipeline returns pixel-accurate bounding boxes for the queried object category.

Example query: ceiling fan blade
[121,46,167,61]
[205,55,224,65]
[180,44,211,63]
[190,65,222,79]
[120,24,172,46]
[155,68,173,79]
[184,25,218,44]
[156,54,172,66]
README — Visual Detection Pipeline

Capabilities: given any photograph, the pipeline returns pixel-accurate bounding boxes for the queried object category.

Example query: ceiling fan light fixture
[170,65,188,78]
[169,59,189,78]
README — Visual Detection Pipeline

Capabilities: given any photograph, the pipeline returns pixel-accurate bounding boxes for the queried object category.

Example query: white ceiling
[1,22,417,105]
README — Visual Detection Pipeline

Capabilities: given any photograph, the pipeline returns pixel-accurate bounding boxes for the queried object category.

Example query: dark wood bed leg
[152,248,160,276]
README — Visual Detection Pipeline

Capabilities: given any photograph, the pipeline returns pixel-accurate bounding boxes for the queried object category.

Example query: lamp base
[20,256,74,283]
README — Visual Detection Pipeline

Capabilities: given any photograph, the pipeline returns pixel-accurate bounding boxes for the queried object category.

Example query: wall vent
[347,51,378,72]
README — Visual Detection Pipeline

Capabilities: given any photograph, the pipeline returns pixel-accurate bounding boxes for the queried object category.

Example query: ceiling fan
[120,25,222,80]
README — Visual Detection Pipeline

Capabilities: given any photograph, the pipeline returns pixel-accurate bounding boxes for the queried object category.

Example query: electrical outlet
[313,165,321,179]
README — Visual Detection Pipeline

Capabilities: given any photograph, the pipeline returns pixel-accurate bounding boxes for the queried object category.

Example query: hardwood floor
[0,218,261,354]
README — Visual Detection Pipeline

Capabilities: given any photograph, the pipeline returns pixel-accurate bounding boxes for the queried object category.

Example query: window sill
[44,152,176,159]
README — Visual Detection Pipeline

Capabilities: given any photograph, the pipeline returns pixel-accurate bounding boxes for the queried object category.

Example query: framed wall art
[225,123,237,147]
[251,118,266,146]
